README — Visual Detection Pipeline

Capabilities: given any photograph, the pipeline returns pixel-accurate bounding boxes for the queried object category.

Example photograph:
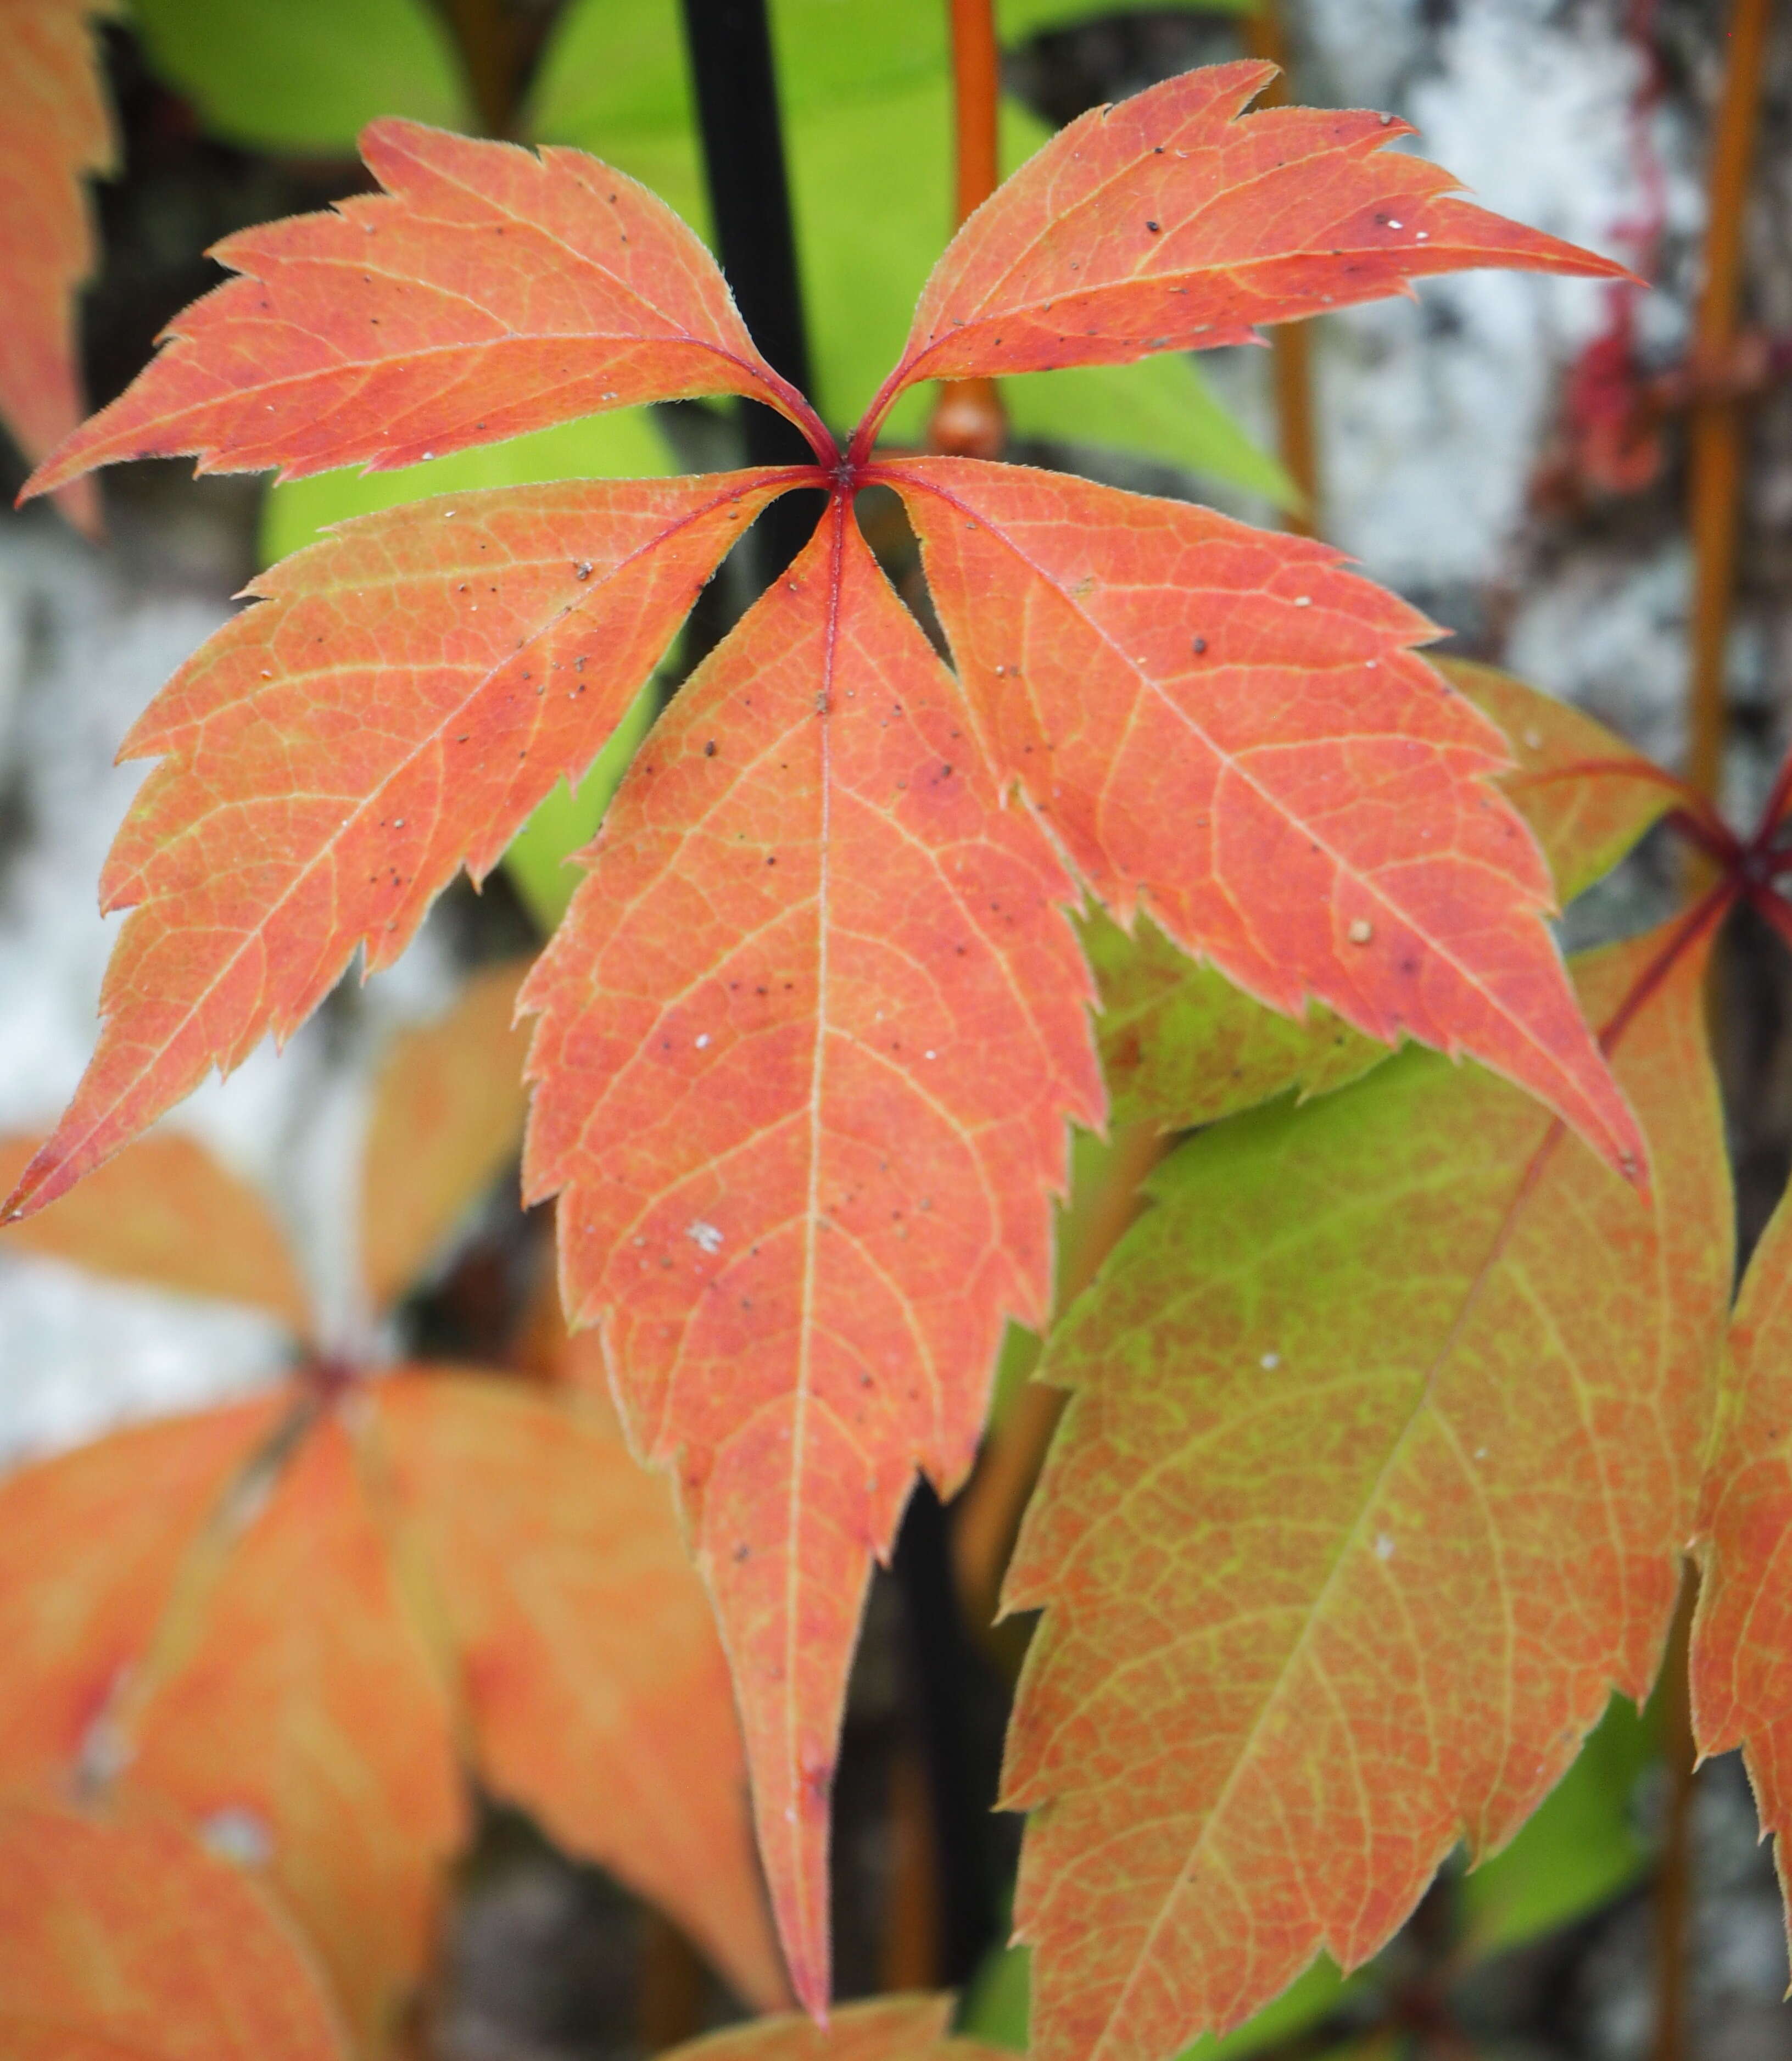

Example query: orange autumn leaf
[14,75,1638,2009]
[1004,923,1730,2061]
[0,0,115,536]
[662,1995,1007,2061]
[0,1796,350,2061]
[360,954,535,1311]
[0,1130,311,1335]
[374,1375,785,2007]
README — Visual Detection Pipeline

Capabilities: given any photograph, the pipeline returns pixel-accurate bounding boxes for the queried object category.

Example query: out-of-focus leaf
[666,1994,1004,2061]
[375,1375,787,2007]
[0,1796,350,2061]
[0,1130,311,1335]
[123,1410,467,2053]
[1004,926,1729,2061]
[1459,1691,1655,1958]
[0,1400,280,1782]
[360,958,534,1312]
[130,0,470,152]
[1088,663,1675,1136]
[0,0,114,534]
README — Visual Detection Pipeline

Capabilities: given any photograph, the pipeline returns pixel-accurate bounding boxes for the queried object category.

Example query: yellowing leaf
[0,1796,350,2061]
[1004,924,1730,2061]
[0,1131,311,1336]
[374,1375,785,2006]
[360,957,535,1312]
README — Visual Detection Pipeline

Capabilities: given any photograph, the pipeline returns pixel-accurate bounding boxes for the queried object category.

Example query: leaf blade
[24,121,824,498]
[5,470,789,1222]
[521,501,1103,2009]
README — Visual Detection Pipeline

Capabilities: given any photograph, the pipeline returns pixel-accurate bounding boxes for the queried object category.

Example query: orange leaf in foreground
[1692,1186,1792,1932]
[0,1797,349,2061]
[0,0,114,535]
[859,60,1627,438]
[26,118,823,496]
[522,499,1103,2009]
[0,1129,311,1334]
[1005,924,1729,2061]
[892,459,1642,1171]
[376,1376,786,2007]
[6,472,788,1220]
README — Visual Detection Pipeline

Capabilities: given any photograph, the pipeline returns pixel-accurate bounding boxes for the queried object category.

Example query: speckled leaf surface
[874,60,1627,415]
[5,472,788,1219]
[26,120,818,494]
[522,501,1103,2010]
[373,1374,785,2008]
[894,459,1640,1170]
[1692,1185,1792,1936]
[0,1799,350,2061]
[1087,664,1675,1133]
[1005,926,1729,2061]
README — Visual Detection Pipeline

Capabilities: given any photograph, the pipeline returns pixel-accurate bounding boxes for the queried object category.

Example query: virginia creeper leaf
[869,60,1627,425]
[0,1797,350,2061]
[521,501,1103,2011]
[120,1406,468,2052]
[1088,663,1678,1133]
[0,1400,281,1783]
[1004,923,1729,2061]
[5,471,789,1219]
[0,1130,311,1336]
[360,956,535,1312]
[1690,1178,1792,1940]
[894,458,1642,1171]
[24,119,822,496]
[0,0,115,533]
[373,1374,785,2006]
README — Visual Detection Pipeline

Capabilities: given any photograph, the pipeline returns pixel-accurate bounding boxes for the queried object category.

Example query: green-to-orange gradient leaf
[1692,1184,1792,1941]
[1087,663,1679,1134]
[0,1797,350,2061]
[0,1376,778,2045]
[1004,924,1730,2061]
[13,77,1638,2013]
[0,0,115,536]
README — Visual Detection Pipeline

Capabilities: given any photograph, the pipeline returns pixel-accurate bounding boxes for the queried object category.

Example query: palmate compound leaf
[3,468,792,1220]
[1003,921,1732,2061]
[888,462,1642,1169]
[0,1376,781,2048]
[0,0,115,535]
[0,1796,350,2061]
[521,498,1105,2013]
[1691,1178,1792,1936]
[14,79,1645,2016]
[1086,662,1683,1134]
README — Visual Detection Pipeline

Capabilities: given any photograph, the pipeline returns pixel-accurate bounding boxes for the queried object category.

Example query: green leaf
[130,0,471,153]
[1004,0,1257,34]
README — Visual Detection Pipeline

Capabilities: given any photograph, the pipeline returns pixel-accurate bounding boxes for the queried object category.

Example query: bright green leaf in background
[130,0,472,152]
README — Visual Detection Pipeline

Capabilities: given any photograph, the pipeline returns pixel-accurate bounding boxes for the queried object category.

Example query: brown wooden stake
[930,0,1008,459]
[1243,1,1321,535]
[1684,0,1774,807]
[436,0,517,137]
[880,1739,944,1990]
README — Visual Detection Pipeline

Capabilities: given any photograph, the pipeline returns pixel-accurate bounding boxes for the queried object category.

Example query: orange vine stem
[1684,0,1773,807]
[1243,0,1321,534]
[929,0,1008,459]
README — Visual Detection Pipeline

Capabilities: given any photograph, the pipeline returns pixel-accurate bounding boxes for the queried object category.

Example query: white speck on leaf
[200,1807,273,1868]
[695,1032,710,1048]
[1375,1533,1395,1561]
[1260,1351,1280,1370]
[686,1220,723,1255]
[1348,918,1374,945]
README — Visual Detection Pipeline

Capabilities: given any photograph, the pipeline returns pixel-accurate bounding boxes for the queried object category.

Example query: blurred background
[3,3,1792,2059]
